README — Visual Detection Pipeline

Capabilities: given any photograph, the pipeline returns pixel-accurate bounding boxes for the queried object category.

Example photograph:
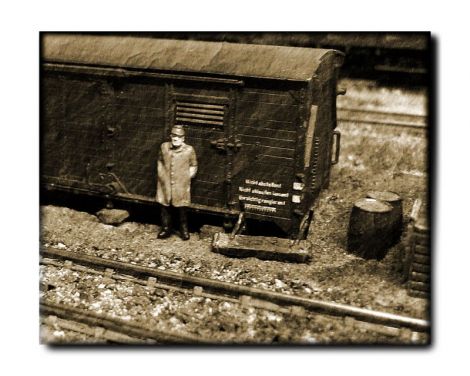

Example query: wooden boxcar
[41,34,344,238]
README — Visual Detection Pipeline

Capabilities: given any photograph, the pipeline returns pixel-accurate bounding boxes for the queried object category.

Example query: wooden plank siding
[41,73,65,179]
[237,102,299,124]
[43,74,306,219]
[182,125,227,207]
[103,79,167,198]
[231,89,299,221]
[60,76,115,183]
[167,84,232,208]
[172,85,231,100]
[236,91,299,167]
[42,69,338,235]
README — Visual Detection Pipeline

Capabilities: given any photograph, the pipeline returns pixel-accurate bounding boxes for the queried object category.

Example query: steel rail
[41,247,430,332]
[41,257,415,339]
[41,257,287,313]
[338,118,427,130]
[337,107,427,130]
[337,106,427,120]
[41,314,151,344]
[40,301,212,344]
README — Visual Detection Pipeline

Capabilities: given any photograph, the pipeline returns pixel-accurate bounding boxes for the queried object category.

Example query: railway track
[40,301,214,344]
[338,107,427,130]
[41,312,153,344]
[41,247,430,339]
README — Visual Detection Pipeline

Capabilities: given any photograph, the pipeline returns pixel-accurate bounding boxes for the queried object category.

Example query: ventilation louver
[175,101,225,127]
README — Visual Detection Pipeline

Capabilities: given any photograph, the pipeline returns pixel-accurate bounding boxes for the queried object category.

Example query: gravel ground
[40,203,426,318]
[40,79,429,344]
[40,264,425,344]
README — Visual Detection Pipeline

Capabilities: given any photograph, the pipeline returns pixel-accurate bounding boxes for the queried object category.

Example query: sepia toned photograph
[39,32,431,345]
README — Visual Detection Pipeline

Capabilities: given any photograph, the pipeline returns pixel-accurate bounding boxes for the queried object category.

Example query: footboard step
[211,232,312,263]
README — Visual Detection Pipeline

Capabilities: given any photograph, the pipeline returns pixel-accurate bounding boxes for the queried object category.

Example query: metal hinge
[210,138,242,152]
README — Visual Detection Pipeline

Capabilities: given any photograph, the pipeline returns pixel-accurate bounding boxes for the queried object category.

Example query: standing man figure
[156,125,197,240]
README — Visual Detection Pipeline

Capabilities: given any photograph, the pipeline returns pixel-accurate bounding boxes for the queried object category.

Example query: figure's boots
[179,207,190,241]
[157,205,172,239]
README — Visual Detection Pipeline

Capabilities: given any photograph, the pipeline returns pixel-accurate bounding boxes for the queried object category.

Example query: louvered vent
[175,101,225,127]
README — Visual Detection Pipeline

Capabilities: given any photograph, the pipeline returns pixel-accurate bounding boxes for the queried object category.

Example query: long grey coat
[156,142,197,207]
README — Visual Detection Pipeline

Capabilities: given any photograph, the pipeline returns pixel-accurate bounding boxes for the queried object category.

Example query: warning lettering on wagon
[238,179,289,213]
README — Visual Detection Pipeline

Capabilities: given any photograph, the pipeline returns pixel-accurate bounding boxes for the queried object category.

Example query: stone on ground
[96,209,130,225]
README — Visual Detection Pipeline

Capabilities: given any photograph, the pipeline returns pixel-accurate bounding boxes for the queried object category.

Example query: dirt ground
[40,79,429,344]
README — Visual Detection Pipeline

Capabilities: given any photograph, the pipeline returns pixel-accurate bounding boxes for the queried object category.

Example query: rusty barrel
[347,198,394,260]
[367,191,403,246]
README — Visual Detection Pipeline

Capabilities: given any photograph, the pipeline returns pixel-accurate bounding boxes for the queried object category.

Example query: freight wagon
[41,34,344,239]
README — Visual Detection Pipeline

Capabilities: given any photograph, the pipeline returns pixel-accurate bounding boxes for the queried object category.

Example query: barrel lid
[354,198,393,213]
[367,191,401,203]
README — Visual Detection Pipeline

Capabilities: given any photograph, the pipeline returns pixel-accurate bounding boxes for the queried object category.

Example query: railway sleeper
[40,248,430,332]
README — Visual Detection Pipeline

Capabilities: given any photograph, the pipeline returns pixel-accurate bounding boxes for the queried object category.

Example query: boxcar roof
[42,34,339,82]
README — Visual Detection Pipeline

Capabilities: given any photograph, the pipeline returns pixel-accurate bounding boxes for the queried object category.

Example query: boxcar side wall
[42,68,240,209]
[107,76,167,197]
[42,71,118,191]
[41,64,337,236]
[42,70,168,199]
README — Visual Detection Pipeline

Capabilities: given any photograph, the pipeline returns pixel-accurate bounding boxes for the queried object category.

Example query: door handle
[210,138,227,151]
[211,138,242,152]
[331,131,341,165]
[106,126,116,137]
[227,138,242,151]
